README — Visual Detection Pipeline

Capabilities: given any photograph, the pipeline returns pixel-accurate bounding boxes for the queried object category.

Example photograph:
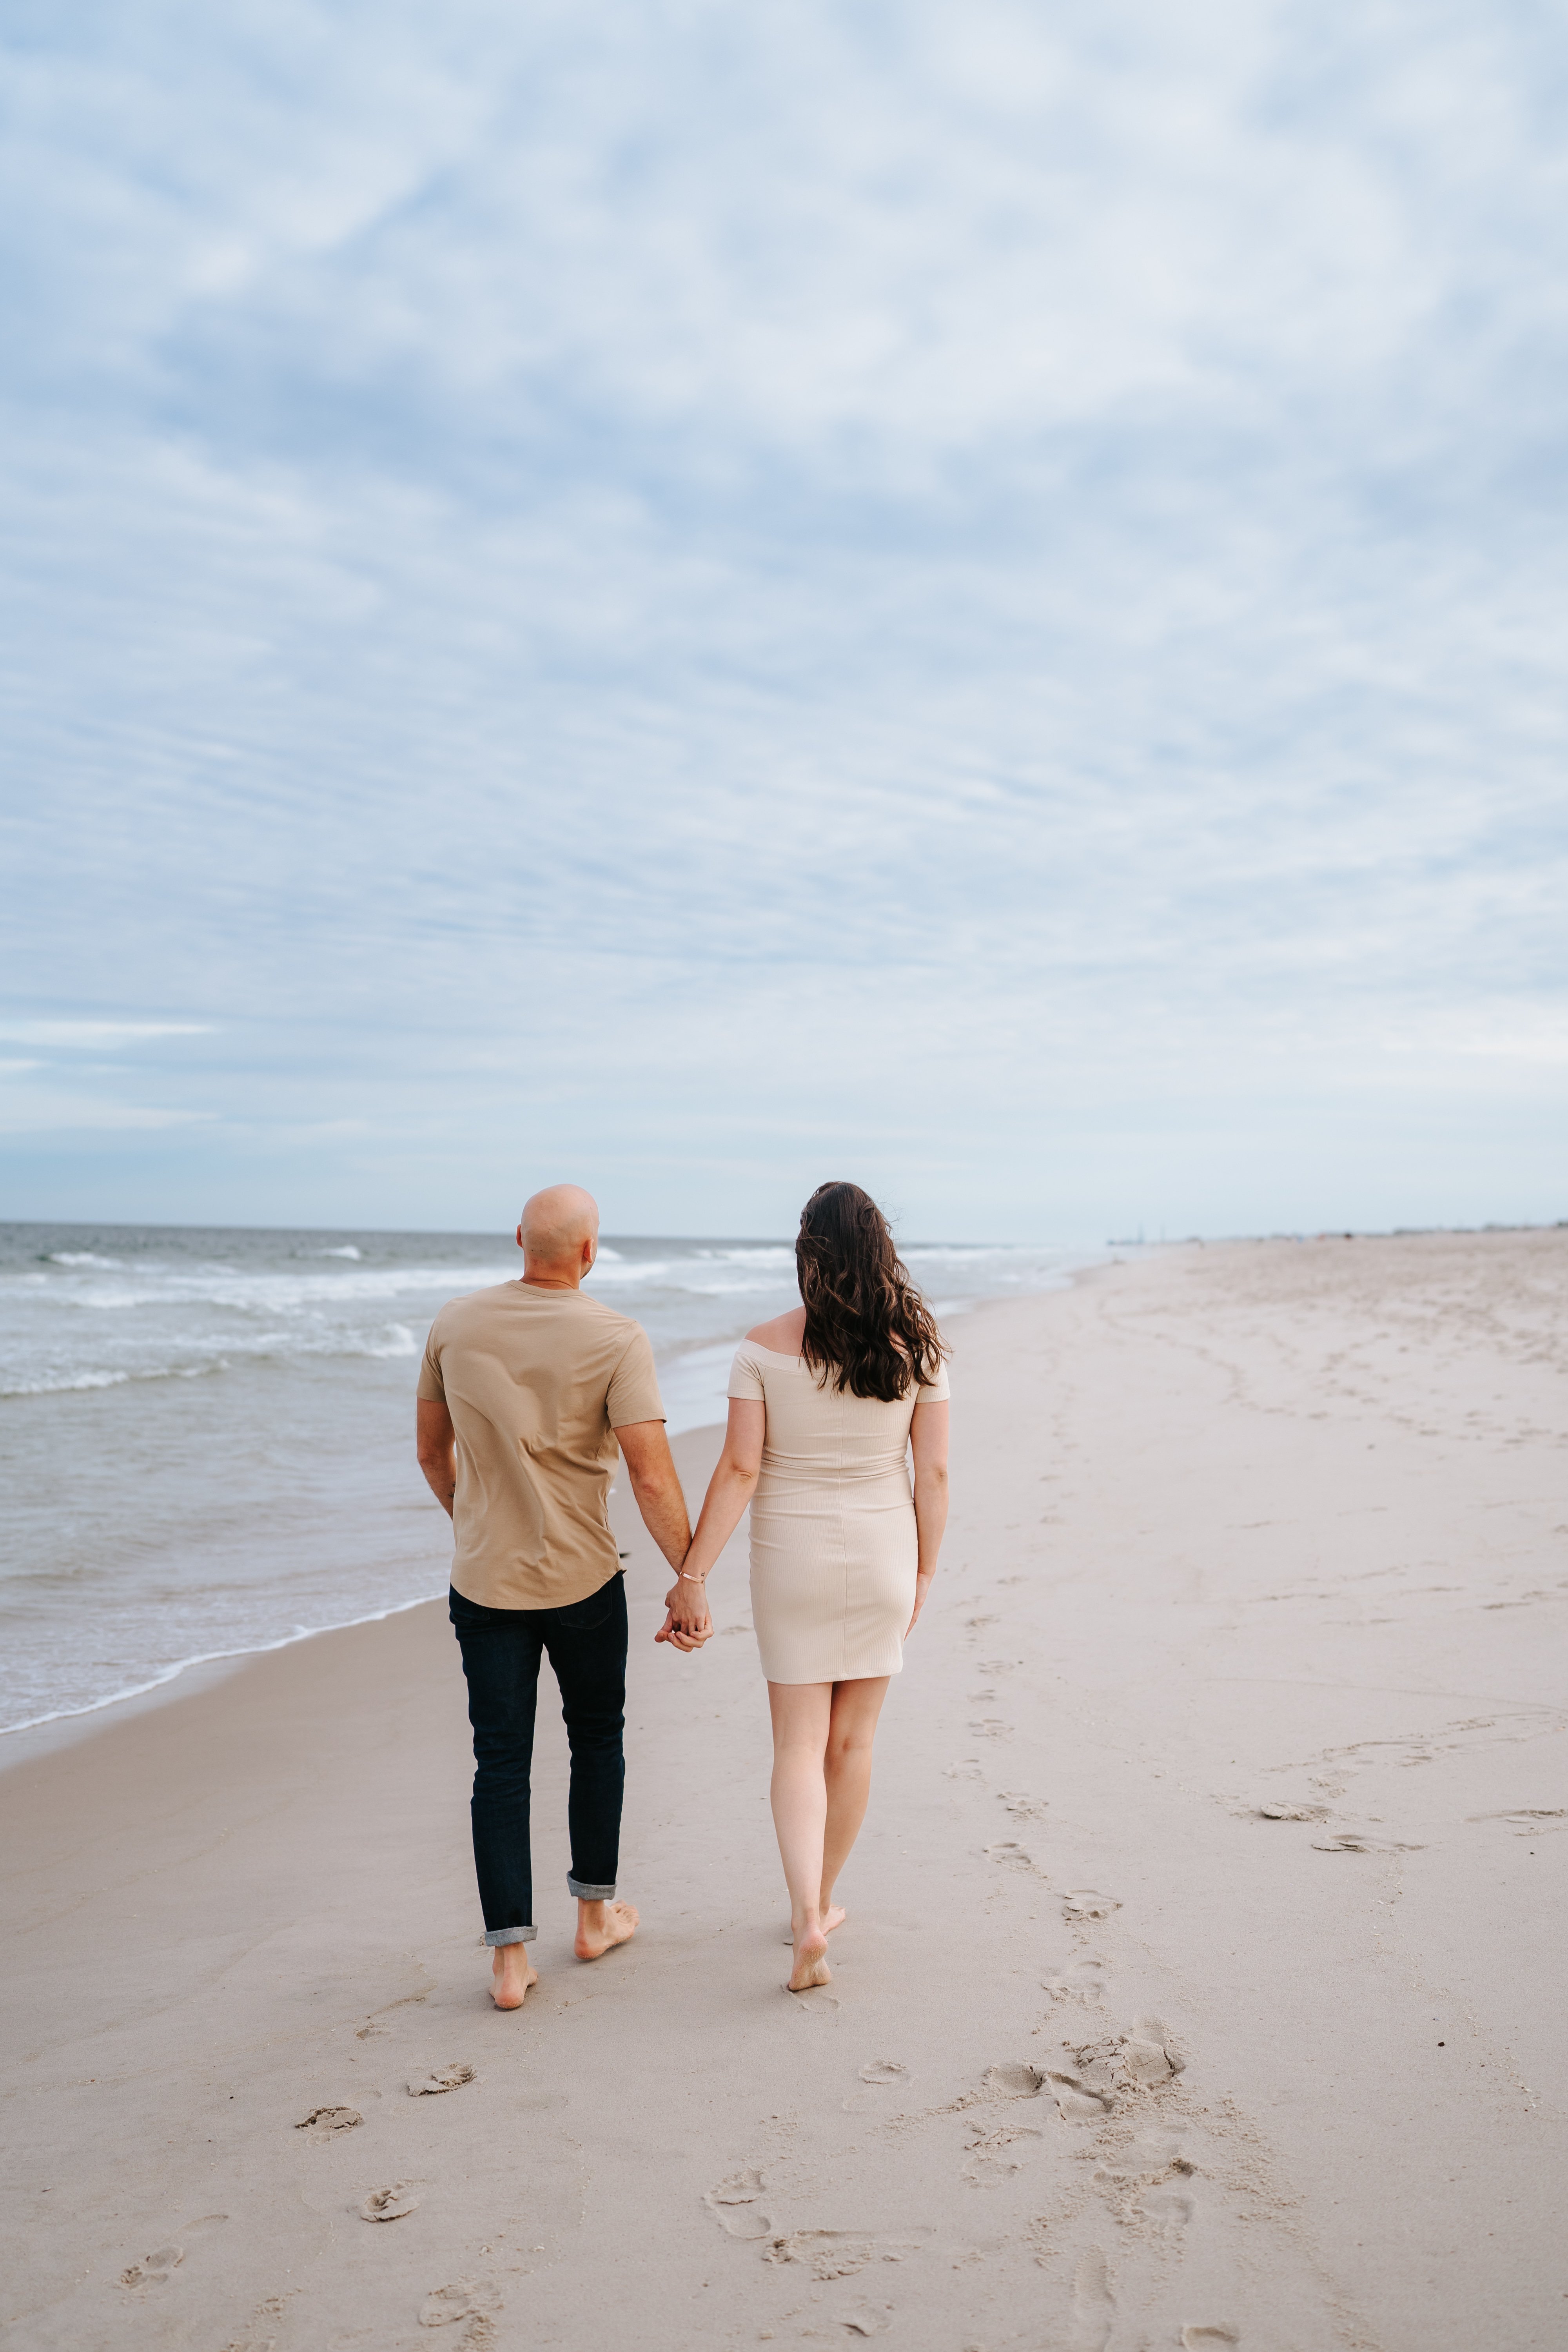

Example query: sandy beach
[2,1230,1565,2352]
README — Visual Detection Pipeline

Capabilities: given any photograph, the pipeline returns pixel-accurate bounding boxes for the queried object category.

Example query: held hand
[654,1605,707,1651]
[658,1573,713,1649]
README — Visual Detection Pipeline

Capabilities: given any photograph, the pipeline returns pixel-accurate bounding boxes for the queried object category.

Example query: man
[416,1183,695,2011]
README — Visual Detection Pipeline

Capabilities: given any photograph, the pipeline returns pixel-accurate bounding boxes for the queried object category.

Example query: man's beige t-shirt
[417,1281,665,1610]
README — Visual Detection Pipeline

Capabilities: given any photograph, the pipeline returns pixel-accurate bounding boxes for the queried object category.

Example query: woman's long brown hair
[796,1181,947,1401]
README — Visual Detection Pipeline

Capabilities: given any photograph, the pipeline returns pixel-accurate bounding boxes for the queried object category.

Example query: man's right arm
[417,1398,457,1517]
[615,1417,694,1582]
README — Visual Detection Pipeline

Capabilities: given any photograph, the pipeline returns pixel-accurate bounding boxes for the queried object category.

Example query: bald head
[517,1184,600,1287]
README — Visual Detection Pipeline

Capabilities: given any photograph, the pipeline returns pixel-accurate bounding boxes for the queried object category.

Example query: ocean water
[0,1222,1093,1737]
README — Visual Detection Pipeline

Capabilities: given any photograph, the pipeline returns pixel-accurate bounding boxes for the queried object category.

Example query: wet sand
[2,1230,1565,2350]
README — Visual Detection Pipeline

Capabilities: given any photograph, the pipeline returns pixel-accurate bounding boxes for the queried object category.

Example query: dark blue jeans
[448,1576,628,1946]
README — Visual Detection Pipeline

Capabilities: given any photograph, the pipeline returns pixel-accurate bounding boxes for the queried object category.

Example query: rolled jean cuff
[484,1924,537,1947]
[567,1875,616,1901]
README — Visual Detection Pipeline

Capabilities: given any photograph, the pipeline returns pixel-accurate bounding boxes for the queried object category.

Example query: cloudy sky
[2,0,1564,1241]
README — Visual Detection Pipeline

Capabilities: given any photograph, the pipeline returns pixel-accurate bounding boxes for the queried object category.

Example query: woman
[660,1181,950,1991]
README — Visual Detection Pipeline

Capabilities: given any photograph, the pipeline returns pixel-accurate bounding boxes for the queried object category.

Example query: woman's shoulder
[743,1306,807,1356]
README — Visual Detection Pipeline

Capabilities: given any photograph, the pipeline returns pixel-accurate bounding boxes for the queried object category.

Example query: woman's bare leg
[768,1681,835,1989]
[820,1676,891,1927]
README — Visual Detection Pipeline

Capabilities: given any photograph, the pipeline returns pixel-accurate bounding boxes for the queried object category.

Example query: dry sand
[2,1230,1566,2351]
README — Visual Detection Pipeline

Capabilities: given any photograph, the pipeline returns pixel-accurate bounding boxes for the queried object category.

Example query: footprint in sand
[408,2064,477,2097]
[962,2121,1044,2183]
[1047,2069,1114,2124]
[120,2213,227,2291]
[417,2279,501,2328]
[1124,2017,1187,2085]
[1091,2139,1196,2234]
[936,2062,1045,2116]
[1069,2249,1114,2352]
[296,2106,363,2137]
[977,2062,1044,2101]
[120,2245,185,2290]
[1255,1802,1328,1821]
[842,2059,911,2112]
[764,2229,926,2279]
[764,2229,876,2279]
[840,2303,894,2335]
[361,2185,420,2222]
[1043,1959,1107,2007]
[1050,2024,1188,2120]
[356,1989,432,2039]
[945,1760,985,1781]
[1062,1890,1120,1921]
[217,2292,286,2352]
[1137,2015,1187,2068]
[1141,2183,1196,2236]
[1000,1791,1050,1822]
[1310,1830,1425,1854]
[704,2170,774,2239]
[1181,2329,1240,2348]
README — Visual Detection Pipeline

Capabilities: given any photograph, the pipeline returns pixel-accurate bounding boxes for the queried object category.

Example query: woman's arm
[907,1398,950,1635]
[656,1397,766,1649]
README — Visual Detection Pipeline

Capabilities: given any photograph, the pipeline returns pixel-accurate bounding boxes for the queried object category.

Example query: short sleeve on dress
[607,1324,666,1428]
[727,1344,767,1402]
[914,1354,950,1404]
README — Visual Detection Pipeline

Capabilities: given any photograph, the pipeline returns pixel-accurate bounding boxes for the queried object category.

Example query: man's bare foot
[575,1898,639,1960]
[787,1923,832,1992]
[491,1945,538,2010]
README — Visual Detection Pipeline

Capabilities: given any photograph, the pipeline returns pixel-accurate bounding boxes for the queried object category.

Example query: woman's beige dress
[726,1342,950,1684]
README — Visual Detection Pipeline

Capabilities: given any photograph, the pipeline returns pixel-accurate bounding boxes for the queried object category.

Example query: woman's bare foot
[575,1898,639,1960]
[491,1945,539,2010]
[781,1902,846,1947]
[787,1922,832,1992]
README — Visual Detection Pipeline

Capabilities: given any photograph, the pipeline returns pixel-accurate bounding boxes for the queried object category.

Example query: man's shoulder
[572,1290,651,1350]
[428,1279,523,1334]
[437,1281,646,1343]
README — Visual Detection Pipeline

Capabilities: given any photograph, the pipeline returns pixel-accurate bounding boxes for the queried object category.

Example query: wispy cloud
[0,1023,214,1048]
[1,1,1564,1233]
[0,1077,214,1135]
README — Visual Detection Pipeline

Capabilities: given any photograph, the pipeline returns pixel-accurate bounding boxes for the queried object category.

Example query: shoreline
[0,1594,443,1773]
[4,1230,1564,2350]
[0,1417,730,1773]
[0,1408,746,1782]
